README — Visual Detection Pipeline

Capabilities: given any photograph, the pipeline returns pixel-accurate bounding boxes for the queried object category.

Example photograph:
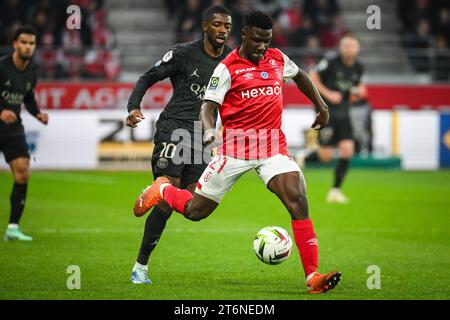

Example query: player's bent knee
[318,150,333,162]
[14,170,29,184]
[185,202,213,222]
[186,208,211,222]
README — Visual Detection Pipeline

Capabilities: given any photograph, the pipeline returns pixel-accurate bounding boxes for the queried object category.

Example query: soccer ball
[253,226,292,265]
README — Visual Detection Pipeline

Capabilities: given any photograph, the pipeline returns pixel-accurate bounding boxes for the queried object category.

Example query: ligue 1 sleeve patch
[162,50,173,62]
[208,77,219,90]
[316,59,328,72]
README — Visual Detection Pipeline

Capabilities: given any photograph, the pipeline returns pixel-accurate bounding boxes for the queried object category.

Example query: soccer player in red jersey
[134,11,341,294]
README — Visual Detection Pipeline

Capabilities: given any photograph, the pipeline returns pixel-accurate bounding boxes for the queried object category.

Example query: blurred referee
[0,26,48,241]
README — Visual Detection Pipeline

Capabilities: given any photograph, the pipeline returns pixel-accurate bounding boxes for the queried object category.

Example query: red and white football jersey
[204,47,299,159]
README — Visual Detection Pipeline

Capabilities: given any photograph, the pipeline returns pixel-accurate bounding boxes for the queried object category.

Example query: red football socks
[162,185,193,214]
[291,219,319,278]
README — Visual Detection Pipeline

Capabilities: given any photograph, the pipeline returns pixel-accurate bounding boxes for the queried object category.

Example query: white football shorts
[195,154,303,203]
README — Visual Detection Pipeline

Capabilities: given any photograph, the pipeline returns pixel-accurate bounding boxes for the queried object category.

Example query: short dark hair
[202,5,231,23]
[12,25,37,41]
[244,11,273,30]
[340,33,359,42]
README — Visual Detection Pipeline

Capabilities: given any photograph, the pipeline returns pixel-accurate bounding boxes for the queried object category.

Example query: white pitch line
[34,173,116,185]
[30,227,259,234]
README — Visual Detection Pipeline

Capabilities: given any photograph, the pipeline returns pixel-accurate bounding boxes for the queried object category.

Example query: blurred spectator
[276,0,305,46]
[31,7,52,44]
[398,0,450,75]
[251,0,285,17]
[229,0,254,47]
[176,0,202,43]
[434,8,450,44]
[404,18,433,72]
[0,0,120,80]
[434,34,450,81]
[301,35,321,70]
[320,15,348,48]
[398,0,432,34]
[83,10,120,80]
[303,0,340,31]
[0,0,27,32]
[271,20,288,48]
[288,16,316,47]
[34,32,65,78]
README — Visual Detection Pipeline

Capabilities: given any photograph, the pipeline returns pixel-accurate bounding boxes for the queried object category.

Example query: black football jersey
[0,55,40,135]
[316,55,364,119]
[127,39,232,140]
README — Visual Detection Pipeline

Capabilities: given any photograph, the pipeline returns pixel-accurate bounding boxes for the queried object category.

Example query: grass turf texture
[0,169,449,300]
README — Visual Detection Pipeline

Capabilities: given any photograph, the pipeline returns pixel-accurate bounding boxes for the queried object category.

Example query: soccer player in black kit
[0,26,48,241]
[308,34,367,204]
[125,6,232,284]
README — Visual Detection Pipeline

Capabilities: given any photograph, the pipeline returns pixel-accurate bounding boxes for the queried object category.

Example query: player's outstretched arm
[200,100,220,145]
[293,69,329,130]
[125,47,181,127]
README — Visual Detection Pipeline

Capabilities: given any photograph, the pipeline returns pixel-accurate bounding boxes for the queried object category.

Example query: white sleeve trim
[279,50,299,81]
[204,63,231,106]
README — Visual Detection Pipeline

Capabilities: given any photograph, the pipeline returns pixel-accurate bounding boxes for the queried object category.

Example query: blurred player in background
[135,11,341,294]
[125,6,232,284]
[0,26,48,241]
[307,34,367,204]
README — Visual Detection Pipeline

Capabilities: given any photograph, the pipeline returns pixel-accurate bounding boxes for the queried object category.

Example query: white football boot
[326,188,350,204]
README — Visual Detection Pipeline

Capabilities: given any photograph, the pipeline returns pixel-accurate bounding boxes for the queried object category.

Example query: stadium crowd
[166,0,346,71]
[0,0,121,80]
[399,0,450,80]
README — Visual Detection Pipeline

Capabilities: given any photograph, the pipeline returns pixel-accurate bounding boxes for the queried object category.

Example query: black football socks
[9,183,28,225]
[334,159,350,189]
[137,206,172,265]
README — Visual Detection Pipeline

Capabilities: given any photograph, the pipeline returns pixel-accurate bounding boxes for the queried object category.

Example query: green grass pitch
[0,169,449,300]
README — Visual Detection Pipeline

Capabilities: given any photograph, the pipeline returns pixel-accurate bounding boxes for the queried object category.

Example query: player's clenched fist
[0,109,18,124]
[311,108,330,130]
[203,128,221,146]
[126,109,145,128]
[37,112,49,125]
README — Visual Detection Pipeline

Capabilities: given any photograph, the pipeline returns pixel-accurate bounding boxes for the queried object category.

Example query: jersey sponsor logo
[190,68,199,78]
[260,71,269,79]
[208,77,219,90]
[190,83,207,100]
[235,67,256,75]
[240,83,281,99]
[243,73,253,80]
[1,90,25,106]
[162,50,173,62]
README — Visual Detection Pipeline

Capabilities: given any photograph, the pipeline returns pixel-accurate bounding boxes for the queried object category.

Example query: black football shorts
[318,117,353,147]
[151,133,209,188]
[0,134,30,163]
